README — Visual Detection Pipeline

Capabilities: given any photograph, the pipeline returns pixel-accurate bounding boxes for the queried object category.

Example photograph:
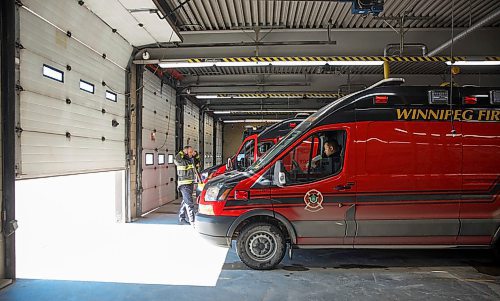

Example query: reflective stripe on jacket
[174,151,195,187]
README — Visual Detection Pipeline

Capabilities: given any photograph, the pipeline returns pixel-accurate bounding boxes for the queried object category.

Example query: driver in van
[310,139,342,175]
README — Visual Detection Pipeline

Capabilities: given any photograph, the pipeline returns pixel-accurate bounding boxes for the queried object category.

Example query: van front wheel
[237,222,286,270]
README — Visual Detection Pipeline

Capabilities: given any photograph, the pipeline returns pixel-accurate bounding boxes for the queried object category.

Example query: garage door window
[80,80,95,94]
[106,90,117,102]
[42,64,64,82]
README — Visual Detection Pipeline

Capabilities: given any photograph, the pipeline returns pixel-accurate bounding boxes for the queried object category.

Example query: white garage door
[183,100,200,151]
[216,121,223,165]
[203,115,214,169]
[141,69,177,214]
[18,0,132,178]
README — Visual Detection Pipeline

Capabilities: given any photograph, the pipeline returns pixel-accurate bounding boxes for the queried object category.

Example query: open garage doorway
[15,171,228,286]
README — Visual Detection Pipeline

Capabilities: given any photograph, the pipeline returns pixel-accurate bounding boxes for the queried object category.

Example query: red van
[197,116,307,194]
[195,78,500,270]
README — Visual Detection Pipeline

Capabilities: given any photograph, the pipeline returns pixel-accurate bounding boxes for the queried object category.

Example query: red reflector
[289,122,297,128]
[234,190,249,200]
[375,95,388,104]
[464,96,477,104]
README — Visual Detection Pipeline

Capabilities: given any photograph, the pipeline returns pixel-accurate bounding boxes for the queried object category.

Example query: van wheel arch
[227,210,297,245]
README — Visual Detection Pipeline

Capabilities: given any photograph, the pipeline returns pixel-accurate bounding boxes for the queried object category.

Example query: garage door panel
[141,130,175,151]
[20,131,124,178]
[183,100,200,150]
[142,91,170,115]
[20,24,127,91]
[20,52,126,117]
[21,1,131,69]
[204,115,214,168]
[141,168,162,190]
[216,121,223,164]
[141,187,161,213]
[140,69,177,214]
[21,91,124,141]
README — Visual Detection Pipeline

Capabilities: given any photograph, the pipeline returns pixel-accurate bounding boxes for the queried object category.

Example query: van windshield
[247,93,356,174]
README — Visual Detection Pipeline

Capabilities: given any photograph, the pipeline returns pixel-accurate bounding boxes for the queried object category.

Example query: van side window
[236,140,255,171]
[257,141,274,157]
[280,130,346,185]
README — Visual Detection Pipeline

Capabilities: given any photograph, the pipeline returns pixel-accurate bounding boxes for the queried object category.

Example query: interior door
[271,125,356,246]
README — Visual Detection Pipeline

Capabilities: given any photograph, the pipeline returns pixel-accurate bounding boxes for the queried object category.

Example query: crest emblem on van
[304,189,324,212]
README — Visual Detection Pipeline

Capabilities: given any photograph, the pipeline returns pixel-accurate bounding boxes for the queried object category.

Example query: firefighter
[174,146,196,225]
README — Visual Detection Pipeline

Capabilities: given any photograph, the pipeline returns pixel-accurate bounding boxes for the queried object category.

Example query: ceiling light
[213,110,317,114]
[196,95,231,99]
[223,119,283,123]
[445,61,500,66]
[160,60,384,69]
[159,62,215,68]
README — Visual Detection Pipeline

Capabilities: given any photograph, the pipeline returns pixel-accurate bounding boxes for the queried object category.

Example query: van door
[271,126,356,246]
[459,87,500,245]
[234,134,258,171]
[354,91,462,246]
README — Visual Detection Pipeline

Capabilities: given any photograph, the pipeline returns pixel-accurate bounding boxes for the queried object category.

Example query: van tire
[493,241,500,264]
[237,222,286,270]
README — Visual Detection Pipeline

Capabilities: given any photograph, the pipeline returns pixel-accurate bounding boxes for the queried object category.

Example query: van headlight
[204,184,232,202]
[205,185,220,201]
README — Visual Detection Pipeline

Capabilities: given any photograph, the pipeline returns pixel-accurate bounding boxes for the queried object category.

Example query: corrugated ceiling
[174,63,500,76]
[165,0,500,31]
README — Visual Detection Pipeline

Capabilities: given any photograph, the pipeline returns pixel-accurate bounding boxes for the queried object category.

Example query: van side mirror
[226,157,233,170]
[273,160,286,187]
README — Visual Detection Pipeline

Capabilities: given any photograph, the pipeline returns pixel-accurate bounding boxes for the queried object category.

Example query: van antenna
[449,0,456,135]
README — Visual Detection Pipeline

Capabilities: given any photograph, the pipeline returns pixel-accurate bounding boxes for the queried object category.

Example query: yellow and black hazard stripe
[214,93,344,99]
[184,56,500,64]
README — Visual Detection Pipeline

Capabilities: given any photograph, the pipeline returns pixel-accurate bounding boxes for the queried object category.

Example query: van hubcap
[247,231,277,262]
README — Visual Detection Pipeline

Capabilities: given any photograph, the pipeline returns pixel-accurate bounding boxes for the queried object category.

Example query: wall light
[445,61,500,66]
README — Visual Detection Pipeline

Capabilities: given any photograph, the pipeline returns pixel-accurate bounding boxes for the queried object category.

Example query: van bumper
[195,213,236,247]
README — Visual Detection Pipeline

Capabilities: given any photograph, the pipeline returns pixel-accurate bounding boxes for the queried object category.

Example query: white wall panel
[183,100,200,151]
[216,121,223,165]
[141,69,176,214]
[18,0,132,178]
[203,115,214,169]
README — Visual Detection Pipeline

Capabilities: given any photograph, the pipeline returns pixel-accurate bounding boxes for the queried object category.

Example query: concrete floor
[4,211,500,301]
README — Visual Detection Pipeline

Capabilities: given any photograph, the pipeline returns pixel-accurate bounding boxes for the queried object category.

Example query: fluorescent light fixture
[196,95,231,99]
[160,60,384,69]
[445,61,500,66]
[159,62,215,68]
[213,110,317,114]
[224,119,282,123]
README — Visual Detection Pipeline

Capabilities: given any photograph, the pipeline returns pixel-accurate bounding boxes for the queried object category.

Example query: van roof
[258,116,307,140]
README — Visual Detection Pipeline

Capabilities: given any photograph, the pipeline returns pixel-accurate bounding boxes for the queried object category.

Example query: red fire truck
[195,78,500,270]
[197,116,307,194]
